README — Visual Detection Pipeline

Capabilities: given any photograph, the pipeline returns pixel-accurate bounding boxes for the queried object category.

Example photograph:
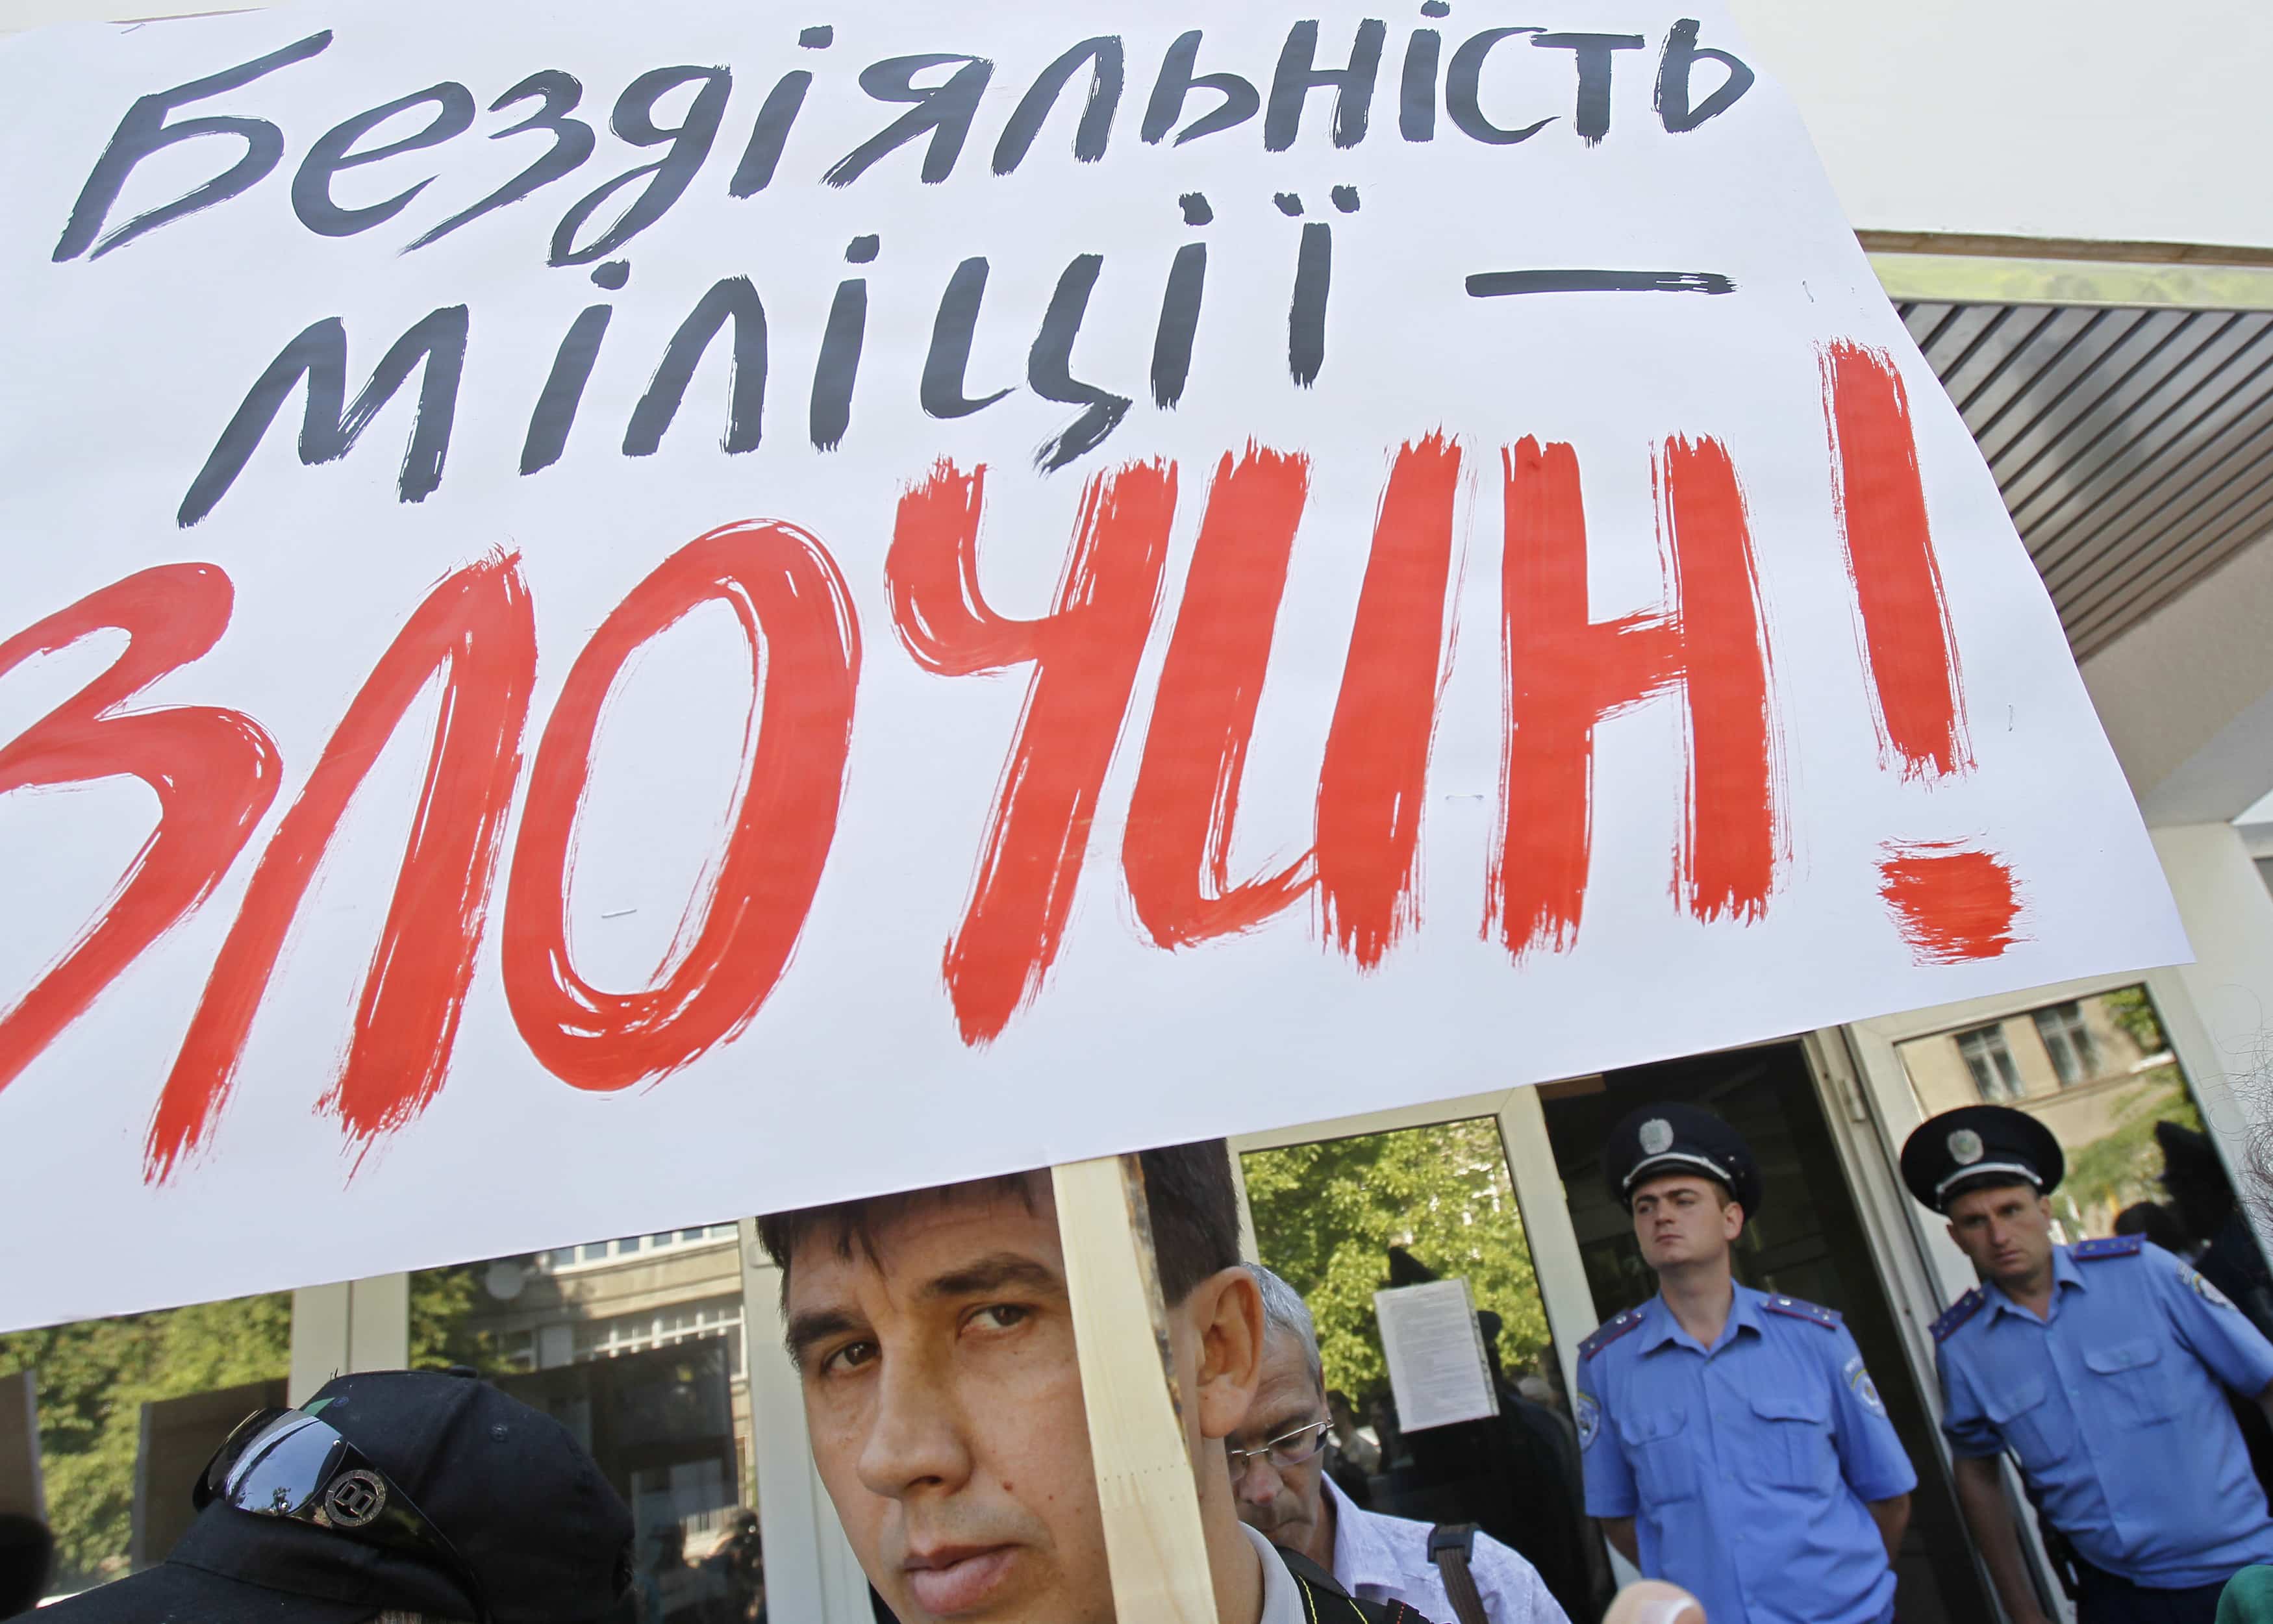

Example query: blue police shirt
[1577,1284,1916,1624]
[1936,1236,2273,1588]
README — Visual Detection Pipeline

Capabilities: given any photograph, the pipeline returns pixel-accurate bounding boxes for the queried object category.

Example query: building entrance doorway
[1535,1042,1995,1624]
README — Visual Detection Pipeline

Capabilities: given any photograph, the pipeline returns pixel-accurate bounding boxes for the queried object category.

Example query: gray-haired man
[1229,1265,1569,1624]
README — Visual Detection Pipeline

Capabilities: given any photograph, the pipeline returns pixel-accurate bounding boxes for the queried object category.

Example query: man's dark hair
[757,1139,1240,1305]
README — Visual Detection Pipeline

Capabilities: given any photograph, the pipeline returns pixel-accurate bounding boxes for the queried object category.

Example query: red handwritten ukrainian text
[149,555,535,1178]
[1488,436,1779,960]
[503,523,860,1091]
[887,459,1176,1045]
[0,357,2009,1162]
[1315,433,1463,968]
[0,564,280,1102]
[1124,445,1314,949]
[1822,341,1972,779]
[1877,842,2022,962]
[1661,435,1781,925]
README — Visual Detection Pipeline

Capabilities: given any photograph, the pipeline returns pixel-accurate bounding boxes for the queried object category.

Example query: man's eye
[821,1340,877,1375]
[969,1303,1031,1332]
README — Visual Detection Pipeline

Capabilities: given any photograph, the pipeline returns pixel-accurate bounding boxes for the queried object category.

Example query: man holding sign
[758,1143,1441,1624]
[1578,1104,1915,1624]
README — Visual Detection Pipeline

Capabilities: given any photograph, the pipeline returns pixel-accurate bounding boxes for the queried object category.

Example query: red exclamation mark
[1820,340,1972,779]
[1823,341,2022,961]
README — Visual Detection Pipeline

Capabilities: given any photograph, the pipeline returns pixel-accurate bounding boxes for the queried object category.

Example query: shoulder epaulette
[2073,1234,2145,1262]
[1932,1287,1985,1342]
[1761,1294,1841,1330]
[1579,1306,1646,1362]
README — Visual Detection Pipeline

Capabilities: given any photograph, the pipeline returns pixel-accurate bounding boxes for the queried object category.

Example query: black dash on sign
[1466,269,1736,297]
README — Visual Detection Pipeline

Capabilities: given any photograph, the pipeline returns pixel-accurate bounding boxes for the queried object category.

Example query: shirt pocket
[1982,1377,2071,1469]
[2084,1338,2178,1428]
[1618,1406,1700,1503]
[1748,1388,1835,1491]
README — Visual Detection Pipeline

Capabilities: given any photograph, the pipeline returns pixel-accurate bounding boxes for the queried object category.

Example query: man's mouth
[903,1545,1018,1616]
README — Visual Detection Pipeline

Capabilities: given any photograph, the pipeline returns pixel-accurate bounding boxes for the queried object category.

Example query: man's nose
[857,1352,972,1501]
[1233,1454,1285,1508]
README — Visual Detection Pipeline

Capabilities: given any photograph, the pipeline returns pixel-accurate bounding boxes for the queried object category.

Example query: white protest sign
[0,0,2183,1330]
[1375,1279,1499,1433]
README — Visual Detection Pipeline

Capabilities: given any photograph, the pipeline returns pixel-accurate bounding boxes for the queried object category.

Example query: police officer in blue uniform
[1578,1103,1916,1624]
[1903,1104,2273,1624]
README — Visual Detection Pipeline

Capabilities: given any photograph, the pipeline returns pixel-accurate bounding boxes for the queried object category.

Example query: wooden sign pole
[1054,1154,1224,1624]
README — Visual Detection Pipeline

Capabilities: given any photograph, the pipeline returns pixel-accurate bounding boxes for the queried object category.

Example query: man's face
[1945,1182,2055,1288]
[1631,1173,1741,1269]
[1228,1330,1330,1564]
[784,1179,1111,1623]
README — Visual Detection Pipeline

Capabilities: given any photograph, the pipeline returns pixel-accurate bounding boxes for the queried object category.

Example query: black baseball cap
[45,1369,633,1624]
[1604,1101,1764,1218]
[1900,1104,2064,1212]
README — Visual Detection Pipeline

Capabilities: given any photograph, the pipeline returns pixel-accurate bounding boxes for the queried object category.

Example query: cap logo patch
[1639,1119,1675,1155]
[1948,1128,1985,1166]
[323,1469,388,1529]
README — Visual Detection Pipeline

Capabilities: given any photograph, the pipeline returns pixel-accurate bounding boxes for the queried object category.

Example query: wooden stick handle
[1054,1154,1223,1624]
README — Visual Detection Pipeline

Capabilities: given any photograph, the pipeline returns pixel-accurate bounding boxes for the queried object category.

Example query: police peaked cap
[1900,1104,2063,1212]
[1605,1102,1764,1218]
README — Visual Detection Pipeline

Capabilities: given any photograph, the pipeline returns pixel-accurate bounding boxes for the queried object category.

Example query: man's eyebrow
[783,1308,862,1369]
[922,1253,1063,1301]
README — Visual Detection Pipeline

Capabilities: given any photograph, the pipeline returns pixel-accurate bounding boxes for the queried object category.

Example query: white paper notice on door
[1375,1279,1500,1433]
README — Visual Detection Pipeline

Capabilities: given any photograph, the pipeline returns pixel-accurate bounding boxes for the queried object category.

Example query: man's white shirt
[1324,1475,1572,1624]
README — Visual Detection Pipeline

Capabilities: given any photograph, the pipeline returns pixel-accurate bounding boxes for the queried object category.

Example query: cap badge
[323,1469,388,1529]
[1639,1118,1675,1155]
[1948,1128,1985,1166]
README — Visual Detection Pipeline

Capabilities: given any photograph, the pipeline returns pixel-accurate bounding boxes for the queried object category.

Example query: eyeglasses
[1226,1418,1333,1480]
[196,1406,492,1624]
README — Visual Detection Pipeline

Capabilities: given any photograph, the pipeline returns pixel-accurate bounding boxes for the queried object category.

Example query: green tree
[2101,986,2168,1055]
[1242,1118,1548,1403]
[0,1268,491,1595]
[0,1293,290,1590]
[408,1264,492,1369]
[2057,1069,2200,1232]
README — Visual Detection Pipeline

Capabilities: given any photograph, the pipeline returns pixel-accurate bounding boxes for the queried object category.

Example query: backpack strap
[1277,1544,1438,1623]
[1428,1525,1492,1624]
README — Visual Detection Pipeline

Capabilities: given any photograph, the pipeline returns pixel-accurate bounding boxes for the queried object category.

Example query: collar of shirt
[1981,1244,2083,1325]
[1240,1520,1311,1624]
[1635,1280,1764,1356]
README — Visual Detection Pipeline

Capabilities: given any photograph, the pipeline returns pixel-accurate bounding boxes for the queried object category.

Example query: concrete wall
[2153,823,2273,1108]
[2082,536,2273,826]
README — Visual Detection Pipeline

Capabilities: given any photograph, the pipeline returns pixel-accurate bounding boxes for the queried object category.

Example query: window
[2031,1002,2098,1088]
[1896,984,2245,1245]
[573,1297,746,1377]
[1956,1025,2024,1101]
[536,1224,738,1274]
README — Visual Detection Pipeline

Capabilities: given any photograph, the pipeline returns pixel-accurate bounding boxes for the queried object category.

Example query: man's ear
[1186,1266,1265,1442]
[1720,1201,1744,1242]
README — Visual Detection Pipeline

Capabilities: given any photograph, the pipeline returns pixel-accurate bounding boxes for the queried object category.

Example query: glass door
[1530,1042,1992,1624]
